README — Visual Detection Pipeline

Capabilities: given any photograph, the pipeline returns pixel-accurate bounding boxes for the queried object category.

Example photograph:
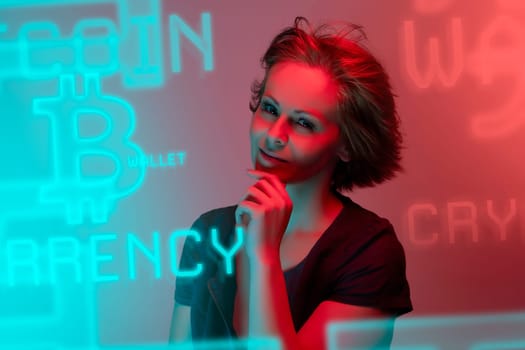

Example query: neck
[284,172,343,236]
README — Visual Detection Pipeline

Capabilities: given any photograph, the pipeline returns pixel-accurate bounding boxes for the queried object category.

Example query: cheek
[292,141,338,165]
[249,121,261,164]
[250,113,266,130]
[250,116,268,142]
[249,124,261,143]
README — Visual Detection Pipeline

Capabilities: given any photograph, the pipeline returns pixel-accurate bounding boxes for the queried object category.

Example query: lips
[259,148,287,162]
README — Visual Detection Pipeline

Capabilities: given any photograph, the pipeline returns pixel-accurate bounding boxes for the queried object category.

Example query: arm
[236,170,405,349]
[247,252,394,350]
[168,302,191,343]
[297,301,394,349]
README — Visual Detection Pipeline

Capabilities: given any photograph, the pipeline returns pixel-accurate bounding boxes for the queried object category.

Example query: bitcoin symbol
[33,74,146,224]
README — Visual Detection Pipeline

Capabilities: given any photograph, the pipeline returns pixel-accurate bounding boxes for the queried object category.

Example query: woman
[170,17,412,349]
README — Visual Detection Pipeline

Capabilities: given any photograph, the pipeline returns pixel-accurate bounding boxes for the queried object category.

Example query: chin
[254,162,294,183]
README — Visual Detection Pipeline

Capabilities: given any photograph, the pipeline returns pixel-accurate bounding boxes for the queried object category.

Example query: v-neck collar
[283,194,351,273]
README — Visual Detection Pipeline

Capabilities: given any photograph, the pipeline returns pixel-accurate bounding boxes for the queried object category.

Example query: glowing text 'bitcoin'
[0,3,214,88]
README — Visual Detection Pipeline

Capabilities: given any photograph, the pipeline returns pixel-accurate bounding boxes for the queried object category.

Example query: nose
[265,117,289,150]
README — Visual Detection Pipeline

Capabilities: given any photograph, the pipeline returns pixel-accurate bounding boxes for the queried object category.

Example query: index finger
[246,169,287,193]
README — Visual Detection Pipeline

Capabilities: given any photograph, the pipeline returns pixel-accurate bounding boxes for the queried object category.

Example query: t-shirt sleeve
[326,226,413,317]
[174,215,206,306]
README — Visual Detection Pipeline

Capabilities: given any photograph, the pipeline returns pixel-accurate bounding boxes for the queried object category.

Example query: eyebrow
[263,94,326,122]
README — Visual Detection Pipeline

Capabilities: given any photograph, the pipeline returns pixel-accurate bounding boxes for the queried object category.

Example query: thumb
[239,212,250,228]
[235,210,251,228]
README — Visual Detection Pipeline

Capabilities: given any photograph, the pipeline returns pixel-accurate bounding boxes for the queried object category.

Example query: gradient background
[1,0,524,348]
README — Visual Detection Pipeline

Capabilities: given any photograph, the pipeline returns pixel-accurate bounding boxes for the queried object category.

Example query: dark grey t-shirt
[175,194,412,336]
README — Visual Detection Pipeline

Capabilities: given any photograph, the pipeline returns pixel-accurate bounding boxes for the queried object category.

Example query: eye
[261,101,278,116]
[296,118,315,130]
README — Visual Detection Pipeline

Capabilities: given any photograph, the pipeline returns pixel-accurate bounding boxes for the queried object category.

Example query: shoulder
[179,205,239,275]
[331,196,396,247]
[188,204,239,249]
[328,196,409,288]
[324,198,412,315]
[347,196,391,225]
[191,204,238,229]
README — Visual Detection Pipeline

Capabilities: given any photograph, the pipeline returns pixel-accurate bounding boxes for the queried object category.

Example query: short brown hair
[249,17,403,192]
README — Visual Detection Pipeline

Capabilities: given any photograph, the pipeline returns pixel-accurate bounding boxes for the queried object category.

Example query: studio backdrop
[1,0,524,348]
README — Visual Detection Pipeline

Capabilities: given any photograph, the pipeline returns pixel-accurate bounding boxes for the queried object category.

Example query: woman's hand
[235,169,293,262]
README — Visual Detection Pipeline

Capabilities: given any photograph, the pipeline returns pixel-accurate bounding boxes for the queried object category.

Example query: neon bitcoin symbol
[33,74,145,224]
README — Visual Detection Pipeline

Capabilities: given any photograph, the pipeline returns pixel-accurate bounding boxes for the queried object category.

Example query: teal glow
[0,0,213,346]
[89,234,119,282]
[33,74,146,225]
[327,311,525,350]
[6,239,41,287]
[472,339,525,349]
[72,18,120,74]
[92,337,282,349]
[177,151,186,165]
[74,110,113,142]
[0,283,63,324]
[127,152,187,169]
[48,236,82,284]
[0,0,214,87]
[127,232,162,280]
[19,21,63,79]
[17,18,119,79]
[121,0,164,88]
[169,12,214,73]
[168,229,203,278]
[0,246,98,343]
[0,337,280,349]
[210,226,244,275]
[2,227,245,286]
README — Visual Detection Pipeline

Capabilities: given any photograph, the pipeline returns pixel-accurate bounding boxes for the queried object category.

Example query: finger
[247,169,282,183]
[250,181,291,217]
[240,185,268,205]
[252,177,291,207]
[246,169,275,177]
[234,207,251,227]
[239,213,250,227]
[247,170,287,195]
[235,200,259,226]
[252,178,282,200]
[246,169,280,177]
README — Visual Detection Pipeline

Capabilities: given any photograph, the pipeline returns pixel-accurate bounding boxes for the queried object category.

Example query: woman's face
[250,61,346,184]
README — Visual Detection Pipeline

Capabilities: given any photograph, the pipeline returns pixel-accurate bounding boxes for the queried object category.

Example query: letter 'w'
[403,18,463,88]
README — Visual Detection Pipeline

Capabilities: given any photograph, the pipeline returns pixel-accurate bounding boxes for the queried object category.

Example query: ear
[336,144,350,162]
